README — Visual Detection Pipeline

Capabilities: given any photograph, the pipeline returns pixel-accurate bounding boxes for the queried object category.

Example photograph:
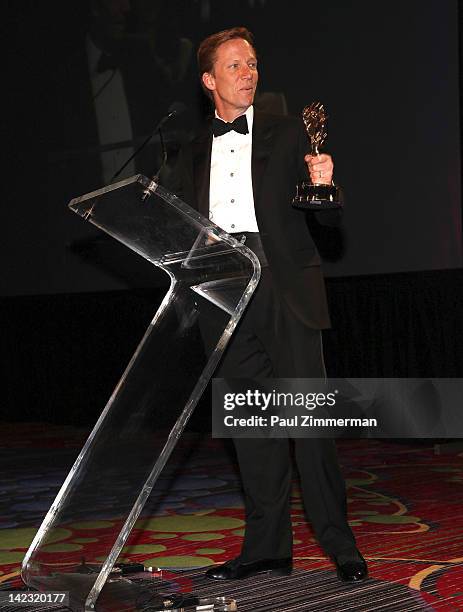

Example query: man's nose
[240,65,252,79]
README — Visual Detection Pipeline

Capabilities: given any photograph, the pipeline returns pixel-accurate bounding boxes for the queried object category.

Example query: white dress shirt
[209,106,259,233]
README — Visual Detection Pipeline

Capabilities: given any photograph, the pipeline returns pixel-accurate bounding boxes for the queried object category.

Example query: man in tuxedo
[172,27,367,583]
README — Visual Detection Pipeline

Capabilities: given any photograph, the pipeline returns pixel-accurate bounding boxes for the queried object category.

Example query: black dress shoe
[332,550,368,582]
[205,556,292,580]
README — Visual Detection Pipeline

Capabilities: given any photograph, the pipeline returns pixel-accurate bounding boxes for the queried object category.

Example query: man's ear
[202,72,216,92]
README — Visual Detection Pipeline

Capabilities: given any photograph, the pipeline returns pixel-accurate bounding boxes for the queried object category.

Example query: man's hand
[305,153,333,185]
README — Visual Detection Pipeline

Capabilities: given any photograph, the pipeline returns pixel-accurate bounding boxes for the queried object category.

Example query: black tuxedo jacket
[170,110,335,329]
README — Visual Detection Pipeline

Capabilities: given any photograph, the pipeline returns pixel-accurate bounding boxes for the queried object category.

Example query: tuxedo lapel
[192,123,213,218]
[251,111,277,208]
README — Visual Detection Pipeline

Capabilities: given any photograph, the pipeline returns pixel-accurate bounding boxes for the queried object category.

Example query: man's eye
[248,63,257,69]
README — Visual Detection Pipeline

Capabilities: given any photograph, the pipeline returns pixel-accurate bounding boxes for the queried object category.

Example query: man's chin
[240,92,255,106]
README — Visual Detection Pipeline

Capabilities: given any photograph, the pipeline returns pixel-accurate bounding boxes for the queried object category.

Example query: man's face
[202,38,258,122]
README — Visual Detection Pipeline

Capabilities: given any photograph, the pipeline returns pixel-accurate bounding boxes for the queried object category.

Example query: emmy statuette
[292,101,344,210]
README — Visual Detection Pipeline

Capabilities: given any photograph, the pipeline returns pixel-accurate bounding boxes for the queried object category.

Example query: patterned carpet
[1,422,463,611]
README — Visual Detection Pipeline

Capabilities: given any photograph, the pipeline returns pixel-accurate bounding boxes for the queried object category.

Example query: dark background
[1,0,462,426]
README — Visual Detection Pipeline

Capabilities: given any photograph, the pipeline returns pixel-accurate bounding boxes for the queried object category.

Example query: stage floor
[1,422,462,611]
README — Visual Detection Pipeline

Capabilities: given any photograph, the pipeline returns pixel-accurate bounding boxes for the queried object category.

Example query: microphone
[150,102,186,183]
[110,102,186,184]
[157,102,186,130]
[140,102,186,201]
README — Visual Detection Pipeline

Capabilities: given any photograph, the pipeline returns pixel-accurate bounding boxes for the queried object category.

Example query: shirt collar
[214,105,254,135]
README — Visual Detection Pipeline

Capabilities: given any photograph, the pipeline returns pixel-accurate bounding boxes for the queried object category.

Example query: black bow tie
[213,114,249,137]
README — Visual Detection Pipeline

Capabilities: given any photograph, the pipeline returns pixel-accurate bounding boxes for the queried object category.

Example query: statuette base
[292,182,344,210]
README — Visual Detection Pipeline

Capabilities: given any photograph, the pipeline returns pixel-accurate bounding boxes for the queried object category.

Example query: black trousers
[202,265,357,560]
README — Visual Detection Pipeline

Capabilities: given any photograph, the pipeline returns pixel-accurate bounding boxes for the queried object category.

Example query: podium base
[31,567,237,611]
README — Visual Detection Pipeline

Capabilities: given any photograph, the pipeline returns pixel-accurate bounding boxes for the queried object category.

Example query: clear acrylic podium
[21,175,260,611]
